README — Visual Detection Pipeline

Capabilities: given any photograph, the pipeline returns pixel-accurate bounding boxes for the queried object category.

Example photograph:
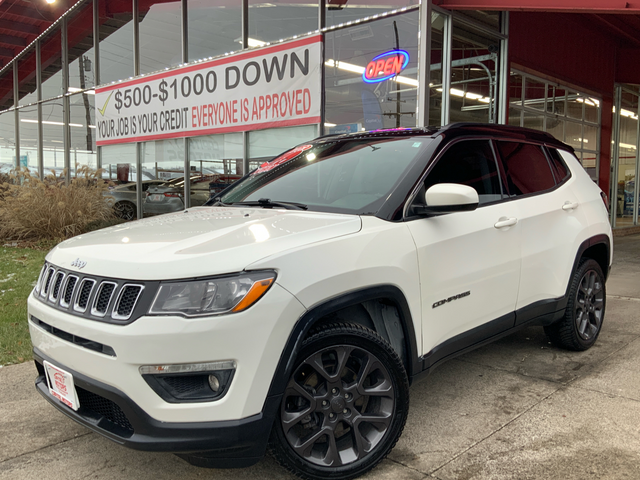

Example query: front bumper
[28,283,304,423]
[34,349,280,467]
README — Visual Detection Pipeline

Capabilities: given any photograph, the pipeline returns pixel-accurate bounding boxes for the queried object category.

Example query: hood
[47,207,362,280]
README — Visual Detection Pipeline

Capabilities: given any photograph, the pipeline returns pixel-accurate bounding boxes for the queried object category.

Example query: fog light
[140,361,236,403]
[208,374,220,392]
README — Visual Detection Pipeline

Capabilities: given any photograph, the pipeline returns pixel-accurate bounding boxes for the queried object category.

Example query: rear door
[494,141,589,320]
[406,139,522,361]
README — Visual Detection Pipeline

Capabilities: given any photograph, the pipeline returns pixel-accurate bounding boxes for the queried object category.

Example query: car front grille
[35,262,148,323]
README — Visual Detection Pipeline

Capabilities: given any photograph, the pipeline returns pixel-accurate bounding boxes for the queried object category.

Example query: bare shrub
[0,167,115,242]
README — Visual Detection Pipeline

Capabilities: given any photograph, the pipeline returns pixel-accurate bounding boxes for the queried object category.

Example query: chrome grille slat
[41,267,55,296]
[74,279,96,312]
[35,264,147,323]
[49,271,65,302]
[112,285,144,321]
[59,275,78,308]
[34,264,47,294]
[91,282,117,317]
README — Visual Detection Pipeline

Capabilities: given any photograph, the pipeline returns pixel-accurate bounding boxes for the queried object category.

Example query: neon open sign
[362,50,410,83]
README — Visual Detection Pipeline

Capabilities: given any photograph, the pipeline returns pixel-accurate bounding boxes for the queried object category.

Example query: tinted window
[547,148,570,183]
[425,140,502,205]
[496,142,556,196]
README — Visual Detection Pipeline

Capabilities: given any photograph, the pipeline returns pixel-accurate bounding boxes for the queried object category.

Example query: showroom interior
[0,0,639,229]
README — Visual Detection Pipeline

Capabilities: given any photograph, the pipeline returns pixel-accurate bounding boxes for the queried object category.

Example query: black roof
[317,122,572,152]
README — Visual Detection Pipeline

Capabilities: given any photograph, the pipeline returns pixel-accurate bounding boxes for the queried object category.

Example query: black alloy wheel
[113,201,136,220]
[545,258,606,351]
[270,323,409,480]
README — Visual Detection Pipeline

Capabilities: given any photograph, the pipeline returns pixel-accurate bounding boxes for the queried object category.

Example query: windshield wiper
[230,198,308,210]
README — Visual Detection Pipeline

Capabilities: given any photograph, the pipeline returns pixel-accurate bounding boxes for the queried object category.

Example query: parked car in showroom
[143,174,239,215]
[28,123,612,480]
[106,180,168,220]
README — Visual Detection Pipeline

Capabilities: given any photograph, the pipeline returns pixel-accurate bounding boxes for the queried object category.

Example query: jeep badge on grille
[70,258,87,269]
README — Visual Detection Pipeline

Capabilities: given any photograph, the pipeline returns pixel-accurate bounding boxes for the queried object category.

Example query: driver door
[406,139,522,364]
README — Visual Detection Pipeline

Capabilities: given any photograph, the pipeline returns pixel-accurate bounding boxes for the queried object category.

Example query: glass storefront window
[0,63,12,113]
[188,1,242,62]
[429,11,444,127]
[566,89,583,120]
[102,143,137,181]
[40,100,64,176]
[449,19,500,124]
[614,88,639,227]
[99,1,134,85]
[564,121,582,150]
[70,92,97,173]
[524,77,545,111]
[248,125,317,170]
[139,1,182,75]
[326,1,417,28]
[68,0,96,91]
[546,117,564,143]
[141,139,185,216]
[522,111,544,131]
[18,106,39,173]
[510,70,601,181]
[0,111,16,172]
[41,26,64,100]
[189,133,243,176]
[18,46,39,106]
[249,1,319,45]
[102,143,138,220]
[325,10,419,132]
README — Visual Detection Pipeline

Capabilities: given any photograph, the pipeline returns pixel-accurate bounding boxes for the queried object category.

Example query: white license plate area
[44,361,80,411]
[149,194,163,202]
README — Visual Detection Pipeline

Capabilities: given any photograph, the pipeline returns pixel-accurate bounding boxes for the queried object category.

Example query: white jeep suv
[28,123,612,480]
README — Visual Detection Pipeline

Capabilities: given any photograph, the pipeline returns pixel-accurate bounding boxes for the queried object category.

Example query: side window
[546,148,570,183]
[425,140,503,205]
[496,142,556,196]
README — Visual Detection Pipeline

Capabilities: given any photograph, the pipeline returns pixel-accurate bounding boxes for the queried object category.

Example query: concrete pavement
[2,236,640,480]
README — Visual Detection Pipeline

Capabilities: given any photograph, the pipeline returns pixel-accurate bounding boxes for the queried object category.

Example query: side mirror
[413,183,479,216]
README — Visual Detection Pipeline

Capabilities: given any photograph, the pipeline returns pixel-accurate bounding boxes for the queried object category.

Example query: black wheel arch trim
[571,234,611,285]
[266,285,421,401]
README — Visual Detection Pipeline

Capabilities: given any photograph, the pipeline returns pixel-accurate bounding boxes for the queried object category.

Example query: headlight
[149,271,275,317]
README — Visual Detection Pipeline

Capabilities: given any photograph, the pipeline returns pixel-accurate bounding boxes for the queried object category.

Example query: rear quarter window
[546,147,570,183]
[496,141,556,196]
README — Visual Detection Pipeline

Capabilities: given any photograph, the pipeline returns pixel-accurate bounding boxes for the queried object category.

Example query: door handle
[562,201,579,211]
[494,217,518,229]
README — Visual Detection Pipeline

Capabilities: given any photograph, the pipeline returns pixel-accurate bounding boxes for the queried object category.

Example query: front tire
[113,201,136,220]
[545,258,606,351]
[269,323,409,480]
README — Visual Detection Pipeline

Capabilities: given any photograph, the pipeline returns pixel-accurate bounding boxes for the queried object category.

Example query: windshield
[216,136,432,215]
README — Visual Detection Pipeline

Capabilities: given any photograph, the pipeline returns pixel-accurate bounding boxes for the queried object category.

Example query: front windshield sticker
[412,142,422,148]
[252,144,313,175]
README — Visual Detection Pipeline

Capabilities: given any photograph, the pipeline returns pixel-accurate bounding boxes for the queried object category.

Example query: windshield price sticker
[96,35,322,146]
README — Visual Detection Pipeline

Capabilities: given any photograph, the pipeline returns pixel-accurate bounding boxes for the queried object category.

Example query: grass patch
[0,246,47,365]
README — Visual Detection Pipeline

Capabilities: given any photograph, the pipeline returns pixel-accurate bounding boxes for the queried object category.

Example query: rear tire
[269,323,409,480]
[545,258,606,351]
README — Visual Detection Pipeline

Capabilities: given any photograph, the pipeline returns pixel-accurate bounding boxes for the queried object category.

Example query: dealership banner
[95,35,322,146]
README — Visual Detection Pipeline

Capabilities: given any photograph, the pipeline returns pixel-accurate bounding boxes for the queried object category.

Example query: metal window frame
[62,16,71,185]
[13,60,19,170]
[417,0,432,128]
